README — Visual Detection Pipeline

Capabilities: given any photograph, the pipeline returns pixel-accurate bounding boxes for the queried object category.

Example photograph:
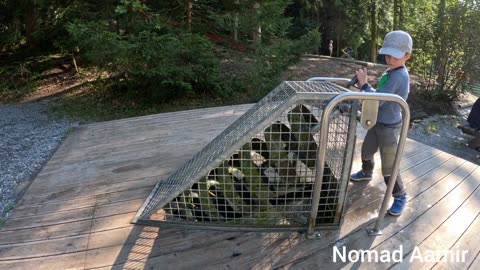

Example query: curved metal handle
[307,91,410,237]
[307,77,352,82]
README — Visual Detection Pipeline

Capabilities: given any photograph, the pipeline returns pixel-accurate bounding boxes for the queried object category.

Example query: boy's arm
[359,76,400,107]
[355,68,406,106]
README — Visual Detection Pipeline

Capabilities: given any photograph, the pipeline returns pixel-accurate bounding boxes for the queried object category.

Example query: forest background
[1,0,480,120]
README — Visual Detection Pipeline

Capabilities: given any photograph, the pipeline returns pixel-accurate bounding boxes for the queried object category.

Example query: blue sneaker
[350,170,372,182]
[389,195,407,216]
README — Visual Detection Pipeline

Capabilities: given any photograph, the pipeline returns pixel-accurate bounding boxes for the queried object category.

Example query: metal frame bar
[137,81,336,221]
[134,81,356,230]
[307,77,352,83]
[307,91,410,237]
[334,100,360,225]
[135,218,339,232]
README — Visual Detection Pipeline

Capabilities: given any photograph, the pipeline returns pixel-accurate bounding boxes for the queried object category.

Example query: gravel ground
[0,100,80,221]
[408,113,480,165]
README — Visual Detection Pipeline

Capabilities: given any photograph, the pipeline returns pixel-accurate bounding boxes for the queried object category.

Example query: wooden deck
[1,104,479,270]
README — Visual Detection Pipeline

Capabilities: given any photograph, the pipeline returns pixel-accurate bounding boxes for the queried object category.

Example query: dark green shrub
[67,21,223,102]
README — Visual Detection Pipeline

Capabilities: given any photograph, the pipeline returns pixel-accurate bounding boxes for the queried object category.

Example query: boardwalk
[0,104,479,269]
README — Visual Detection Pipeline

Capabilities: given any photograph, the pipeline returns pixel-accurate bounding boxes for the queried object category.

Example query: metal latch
[360,99,379,129]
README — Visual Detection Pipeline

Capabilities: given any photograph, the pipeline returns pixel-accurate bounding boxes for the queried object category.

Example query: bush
[67,21,223,102]
[240,29,321,98]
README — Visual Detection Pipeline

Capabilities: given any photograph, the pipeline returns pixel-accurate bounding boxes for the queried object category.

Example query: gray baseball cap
[379,30,413,58]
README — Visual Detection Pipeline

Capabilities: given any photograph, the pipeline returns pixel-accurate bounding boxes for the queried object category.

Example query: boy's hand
[355,68,368,88]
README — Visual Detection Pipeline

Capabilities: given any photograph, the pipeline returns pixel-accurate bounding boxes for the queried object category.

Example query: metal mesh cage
[133,81,358,231]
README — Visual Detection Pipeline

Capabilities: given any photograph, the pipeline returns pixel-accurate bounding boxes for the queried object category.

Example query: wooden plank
[32,111,246,177]
[272,158,477,269]
[432,213,480,270]
[4,195,143,231]
[13,185,151,220]
[36,128,223,171]
[2,207,94,231]
[284,163,479,269]
[468,251,480,269]
[0,219,93,245]
[94,199,144,218]
[81,104,252,132]
[0,234,88,261]
[0,224,136,262]
[27,152,182,191]
[345,150,453,215]
[51,106,249,145]
[0,253,85,270]
[21,161,177,199]
[0,212,134,246]
[83,229,281,270]
[83,226,247,269]
[389,169,480,269]
[11,180,155,218]
[90,212,135,232]
[42,109,248,161]
[18,176,157,207]
[31,143,208,187]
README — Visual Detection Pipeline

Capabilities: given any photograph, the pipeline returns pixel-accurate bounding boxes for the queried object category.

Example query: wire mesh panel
[134,81,358,231]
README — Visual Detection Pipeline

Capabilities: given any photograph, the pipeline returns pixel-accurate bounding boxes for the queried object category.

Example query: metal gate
[133,81,360,231]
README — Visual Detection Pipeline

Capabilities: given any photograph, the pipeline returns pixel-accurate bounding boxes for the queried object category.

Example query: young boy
[350,30,412,216]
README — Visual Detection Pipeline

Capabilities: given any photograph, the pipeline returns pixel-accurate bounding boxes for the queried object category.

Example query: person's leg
[377,123,407,215]
[361,127,379,173]
[351,127,379,181]
[377,124,406,196]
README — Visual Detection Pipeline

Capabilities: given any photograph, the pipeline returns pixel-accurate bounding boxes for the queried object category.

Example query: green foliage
[338,1,371,59]
[115,0,148,15]
[424,122,439,134]
[3,204,14,214]
[0,57,44,102]
[0,1,95,50]
[63,0,321,105]
[245,30,320,96]
[67,20,224,102]
[408,0,480,101]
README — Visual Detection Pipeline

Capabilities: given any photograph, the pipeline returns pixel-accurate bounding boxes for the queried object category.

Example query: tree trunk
[393,0,404,30]
[399,0,404,29]
[435,0,447,88]
[125,1,134,34]
[24,1,38,48]
[393,0,398,30]
[233,0,239,41]
[336,32,340,57]
[316,4,320,54]
[253,2,261,43]
[186,0,193,31]
[370,0,378,63]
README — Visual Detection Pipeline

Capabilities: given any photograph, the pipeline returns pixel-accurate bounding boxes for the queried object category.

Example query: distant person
[341,47,353,58]
[457,97,480,150]
[350,30,413,216]
[329,40,334,57]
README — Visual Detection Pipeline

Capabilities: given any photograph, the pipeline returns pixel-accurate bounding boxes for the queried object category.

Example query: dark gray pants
[361,122,406,197]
